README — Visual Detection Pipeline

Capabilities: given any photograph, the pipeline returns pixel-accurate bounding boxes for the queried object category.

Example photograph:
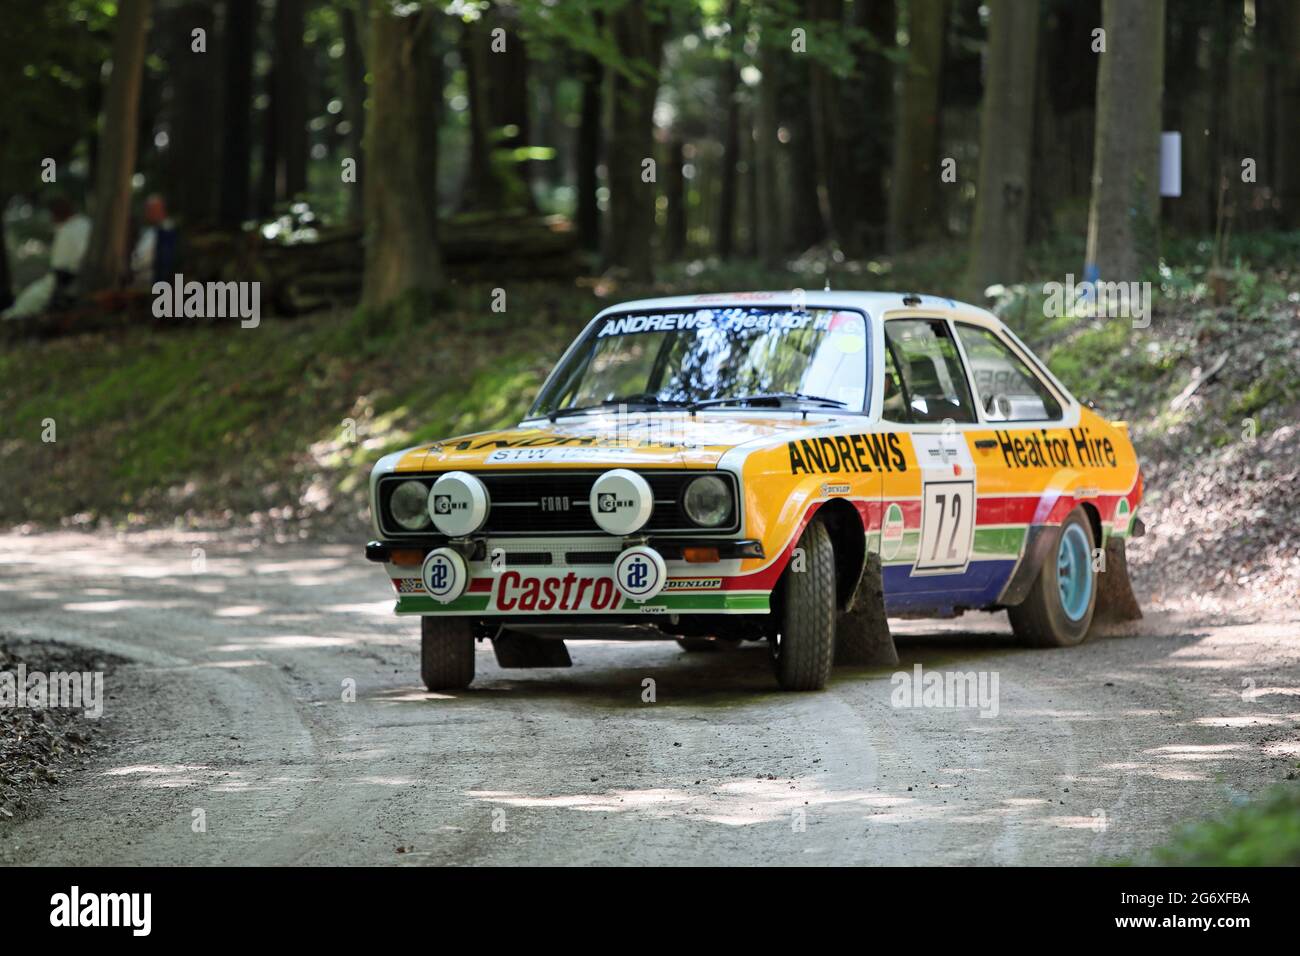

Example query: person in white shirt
[2,197,92,320]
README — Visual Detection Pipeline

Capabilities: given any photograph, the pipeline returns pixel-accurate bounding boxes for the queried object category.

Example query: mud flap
[491,630,574,668]
[1095,536,1143,622]
[835,553,899,667]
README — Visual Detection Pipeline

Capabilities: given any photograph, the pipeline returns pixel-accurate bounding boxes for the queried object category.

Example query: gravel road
[1,530,1296,866]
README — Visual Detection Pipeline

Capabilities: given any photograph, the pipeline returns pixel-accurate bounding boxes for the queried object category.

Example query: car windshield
[531,307,869,416]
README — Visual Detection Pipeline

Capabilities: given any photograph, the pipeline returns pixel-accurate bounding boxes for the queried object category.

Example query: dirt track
[1,530,1297,866]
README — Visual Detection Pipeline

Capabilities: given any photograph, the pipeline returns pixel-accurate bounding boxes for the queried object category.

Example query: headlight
[390,480,431,531]
[683,475,732,527]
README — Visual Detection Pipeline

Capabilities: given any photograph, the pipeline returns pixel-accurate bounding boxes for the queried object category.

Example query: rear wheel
[421,616,475,690]
[770,520,837,690]
[1008,507,1097,647]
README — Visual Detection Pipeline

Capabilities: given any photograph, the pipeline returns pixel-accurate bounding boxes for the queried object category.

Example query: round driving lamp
[428,471,490,536]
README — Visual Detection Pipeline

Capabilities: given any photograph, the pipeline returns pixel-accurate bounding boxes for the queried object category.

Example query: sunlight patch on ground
[321,601,394,616]
[1043,814,1108,830]
[1262,740,1300,757]
[1191,713,1300,727]
[373,688,459,702]
[63,599,188,613]
[195,658,270,669]
[465,778,1023,827]
[213,605,265,617]
[212,634,355,651]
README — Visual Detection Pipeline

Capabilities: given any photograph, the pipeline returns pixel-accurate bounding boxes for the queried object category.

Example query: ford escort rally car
[366,291,1144,692]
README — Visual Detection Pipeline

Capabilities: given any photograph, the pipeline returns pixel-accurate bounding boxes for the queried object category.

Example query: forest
[2,0,1297,321]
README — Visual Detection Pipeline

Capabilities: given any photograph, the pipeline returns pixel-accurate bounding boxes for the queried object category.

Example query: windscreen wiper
[688,392,848,411]
[547,395,692,421]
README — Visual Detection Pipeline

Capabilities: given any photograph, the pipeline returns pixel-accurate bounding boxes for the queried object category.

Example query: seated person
[1,197,92,319]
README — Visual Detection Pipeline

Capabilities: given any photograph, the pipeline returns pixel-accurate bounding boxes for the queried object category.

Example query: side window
[882,341,909,421]
[882,319,977,424]
[954,323,1062,422]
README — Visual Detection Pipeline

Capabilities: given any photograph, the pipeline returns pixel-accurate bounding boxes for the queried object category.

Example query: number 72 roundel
[914,479,976,575]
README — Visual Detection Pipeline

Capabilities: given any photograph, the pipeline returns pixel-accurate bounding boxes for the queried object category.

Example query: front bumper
[366,536,770,617]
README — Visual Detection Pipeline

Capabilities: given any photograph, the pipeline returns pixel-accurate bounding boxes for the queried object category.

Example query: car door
[950,321,1072,603]
[879,318,982,612]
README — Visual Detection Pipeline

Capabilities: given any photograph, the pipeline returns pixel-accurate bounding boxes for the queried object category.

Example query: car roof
[592,290,1002,326]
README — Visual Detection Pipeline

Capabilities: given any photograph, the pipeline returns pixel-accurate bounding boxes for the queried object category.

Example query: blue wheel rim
[1056,523,1093,622]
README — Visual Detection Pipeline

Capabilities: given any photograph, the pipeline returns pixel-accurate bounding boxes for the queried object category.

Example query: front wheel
[1008,506,1098,647]
[770,520,837,690]
[421,616,475,690]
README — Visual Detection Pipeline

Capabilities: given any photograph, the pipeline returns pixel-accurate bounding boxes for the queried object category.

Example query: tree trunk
[889,0,949,250]
[340,3,368,225]
[83,0,151,292]
[1161,2,1211,234]
[260,0,307,213]
[460,10,534,214]
[715,0,742,259]
[0,191,12,310]
[776,23,826,253]
[167,1,218,227]
[1274,1,1300,227]
[604,3,665,281]
[413,16,442,236]
[754,38,782,268]
[809,0,894,256]
[576,48,603,251]
[742,104,759,258]
[1084,0,1166,281]
[965,0,1039,293]
[1204,0,1234,232]
[360,5,443,312]
[488,6,534,210]
[665,136,687,260]
[218,0,256,230]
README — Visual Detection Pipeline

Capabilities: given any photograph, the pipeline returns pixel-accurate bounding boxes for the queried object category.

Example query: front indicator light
[682,547,720,563]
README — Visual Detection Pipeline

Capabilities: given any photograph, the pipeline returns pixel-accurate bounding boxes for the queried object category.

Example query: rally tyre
[420,616,475,690]
[1008,506,1098,648]
[771,520,837,691]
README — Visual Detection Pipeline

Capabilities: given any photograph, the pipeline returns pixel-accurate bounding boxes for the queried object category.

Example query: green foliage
[0,1,108,198]
[1147,783,1300,866]
[0,283,588,526]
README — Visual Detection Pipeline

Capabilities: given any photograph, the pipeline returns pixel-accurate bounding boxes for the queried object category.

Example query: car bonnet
[390,411,844,471]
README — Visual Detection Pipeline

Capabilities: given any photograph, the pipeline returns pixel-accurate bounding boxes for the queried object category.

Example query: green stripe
[397,594,491,614]
[974,526,1026,555]
[624,592,770,612]
[871,526,1026,565]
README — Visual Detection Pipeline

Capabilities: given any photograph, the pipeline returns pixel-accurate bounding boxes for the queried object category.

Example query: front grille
[501,552,553,566]
[564,550,620,565]
[377,470,739,537]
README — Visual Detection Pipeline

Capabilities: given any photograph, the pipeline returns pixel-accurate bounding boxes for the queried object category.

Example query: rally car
[365,291,1144,692]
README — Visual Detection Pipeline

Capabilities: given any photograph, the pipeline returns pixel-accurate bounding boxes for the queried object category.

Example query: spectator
[130,194,178,288]
[1,197,92,320]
